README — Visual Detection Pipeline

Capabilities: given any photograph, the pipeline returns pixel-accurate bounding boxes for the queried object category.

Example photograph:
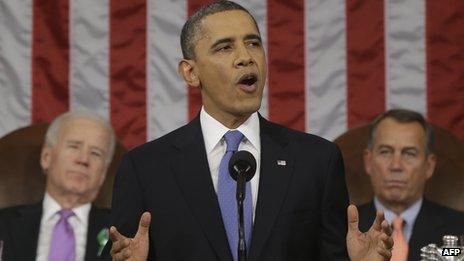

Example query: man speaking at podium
[107,1,392,260]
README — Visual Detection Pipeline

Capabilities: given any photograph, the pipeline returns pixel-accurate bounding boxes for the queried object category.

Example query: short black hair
[367,109,435,154]
[180,0,259,60]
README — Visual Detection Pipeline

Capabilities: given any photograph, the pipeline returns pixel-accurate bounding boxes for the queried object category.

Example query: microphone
[229,150,256,180]
[229,150,256,202]
[228,150,256,261]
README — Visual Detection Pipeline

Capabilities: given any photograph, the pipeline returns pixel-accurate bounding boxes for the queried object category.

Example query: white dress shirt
[36,193,91,261]
[200,107,261,221]
[374,197,423,242]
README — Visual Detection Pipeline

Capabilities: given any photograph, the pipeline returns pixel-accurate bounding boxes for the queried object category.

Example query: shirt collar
[42,193,62,222]
[200,106,260,153]
[42,192,91,224]
[374,197,423,225]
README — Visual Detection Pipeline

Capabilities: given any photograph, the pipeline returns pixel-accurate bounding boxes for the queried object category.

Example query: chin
[385,193,406,203]
[240,100,261,114]
[65,183,88,195]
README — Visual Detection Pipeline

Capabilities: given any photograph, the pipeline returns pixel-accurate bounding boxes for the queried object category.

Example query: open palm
[346,205,393,261]
[110,212,151,261]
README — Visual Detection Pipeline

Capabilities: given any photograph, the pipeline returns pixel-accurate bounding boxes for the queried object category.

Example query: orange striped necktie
[391,216,408,261]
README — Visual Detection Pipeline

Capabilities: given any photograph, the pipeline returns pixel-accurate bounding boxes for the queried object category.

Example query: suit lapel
[408,200,445,259]
[8,203,42,261]
[84,206,109,261]
[170,116,232,261]
[248,117,293,261]
[358,202,376,232]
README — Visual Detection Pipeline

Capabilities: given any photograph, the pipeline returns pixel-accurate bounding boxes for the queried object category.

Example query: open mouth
[238,73,258,86]
[237,73,258,93]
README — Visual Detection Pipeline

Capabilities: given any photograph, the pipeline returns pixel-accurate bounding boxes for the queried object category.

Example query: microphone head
[228,150,256,182]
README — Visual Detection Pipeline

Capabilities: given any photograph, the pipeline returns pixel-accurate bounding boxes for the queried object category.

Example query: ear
[425,153,437,179]
[40,145,52,172]
[178,59,200,87]
[363,148,373,176]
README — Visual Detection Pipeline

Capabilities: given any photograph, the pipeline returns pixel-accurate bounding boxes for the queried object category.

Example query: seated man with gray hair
[0,110,116,261]
[358,109,464,261]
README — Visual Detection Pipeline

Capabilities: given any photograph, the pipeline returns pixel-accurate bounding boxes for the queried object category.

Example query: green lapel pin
[97,228,109,256]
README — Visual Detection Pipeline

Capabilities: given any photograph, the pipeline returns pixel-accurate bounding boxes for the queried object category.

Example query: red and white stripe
[69,0,110,117]
[147,0,187,141]
[385,0,427,114]
[306,0,347,140]
[1,0,463,149]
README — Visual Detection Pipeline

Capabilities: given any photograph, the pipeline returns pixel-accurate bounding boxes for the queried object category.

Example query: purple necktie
[218,130,253,261]
[49,209,75,261]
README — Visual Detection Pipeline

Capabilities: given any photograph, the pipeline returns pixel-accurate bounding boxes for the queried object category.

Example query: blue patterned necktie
[49,209,75,261]
[217,130,253,261]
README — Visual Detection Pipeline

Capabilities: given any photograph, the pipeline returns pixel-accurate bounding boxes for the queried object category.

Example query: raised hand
[110,212,151,261]
[346,205,393,261]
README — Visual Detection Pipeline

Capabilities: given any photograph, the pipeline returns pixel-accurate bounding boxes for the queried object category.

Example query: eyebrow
[66,140,106,153]
[66,140,81,145]
[210,33,262,50]
[244,34,262,43]
[377,145,393,150]
[402,147,419,152]
[210,37,234,50]
[376,144,419,152]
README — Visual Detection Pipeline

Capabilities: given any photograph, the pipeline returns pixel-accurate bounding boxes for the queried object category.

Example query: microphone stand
[236,168,247,261]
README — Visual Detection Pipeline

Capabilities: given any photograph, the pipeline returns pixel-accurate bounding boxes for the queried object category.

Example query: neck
[46,188,92,209]
[386,205,407,216]
[204,107,251,129]
[377,198,419,216]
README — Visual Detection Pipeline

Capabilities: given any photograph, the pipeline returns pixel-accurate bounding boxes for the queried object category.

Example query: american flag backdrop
[0,0,463,149]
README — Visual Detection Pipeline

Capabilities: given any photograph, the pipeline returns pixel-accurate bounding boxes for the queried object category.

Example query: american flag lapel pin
[277,160,286,166]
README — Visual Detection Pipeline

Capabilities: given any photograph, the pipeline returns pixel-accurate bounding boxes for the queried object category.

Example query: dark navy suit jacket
[108,115,350,260]
[358,199,464,261]
[0,202,109,261]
